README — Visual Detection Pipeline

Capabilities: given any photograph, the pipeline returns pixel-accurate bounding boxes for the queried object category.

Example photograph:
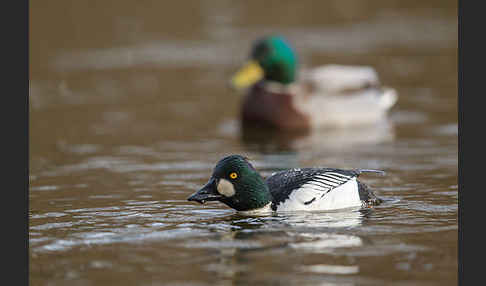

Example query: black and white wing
[266,168,382,211]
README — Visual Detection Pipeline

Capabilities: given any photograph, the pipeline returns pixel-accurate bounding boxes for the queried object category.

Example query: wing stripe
[325,172,353,179]
[319,172,349,178]
[312,179,339,187]
[323,173,354,181]
[315,175,346,185]
[324,173,352,181]
[306,182,332,192]
[306,178,348,192]
[311,172,354,198]
[320,177,346,184]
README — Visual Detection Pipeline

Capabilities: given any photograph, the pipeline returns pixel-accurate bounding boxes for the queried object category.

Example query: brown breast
[241,83,310,130]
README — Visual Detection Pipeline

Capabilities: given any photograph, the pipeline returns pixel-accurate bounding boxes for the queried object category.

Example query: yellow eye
[229,172,238,179]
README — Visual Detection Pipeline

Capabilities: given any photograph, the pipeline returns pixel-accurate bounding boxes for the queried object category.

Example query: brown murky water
[30,1,458,285]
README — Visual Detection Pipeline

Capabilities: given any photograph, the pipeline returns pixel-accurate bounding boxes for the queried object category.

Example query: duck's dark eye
[229,172,238,179]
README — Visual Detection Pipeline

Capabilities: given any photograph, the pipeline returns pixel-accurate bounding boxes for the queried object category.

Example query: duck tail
[380,87,398,110]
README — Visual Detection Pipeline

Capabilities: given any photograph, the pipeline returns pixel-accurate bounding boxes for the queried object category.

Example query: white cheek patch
[217,178,236,197]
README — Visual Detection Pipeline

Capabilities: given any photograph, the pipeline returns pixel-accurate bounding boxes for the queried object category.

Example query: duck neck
[224,182,273,212]
[249,184,273,210]
[264,60,296,85]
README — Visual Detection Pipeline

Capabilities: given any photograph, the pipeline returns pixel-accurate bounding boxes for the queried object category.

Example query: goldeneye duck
[187,155,383,213]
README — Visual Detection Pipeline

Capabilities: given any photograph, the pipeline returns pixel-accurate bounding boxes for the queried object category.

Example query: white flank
[289,64,398,128]
[294,90,396,128]
[275,178,362,212]
[304,64,379,93]
[238,202,273,215]
[216,178,235,197]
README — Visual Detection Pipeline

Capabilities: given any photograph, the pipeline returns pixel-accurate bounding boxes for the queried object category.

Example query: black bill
[187,178,222,204]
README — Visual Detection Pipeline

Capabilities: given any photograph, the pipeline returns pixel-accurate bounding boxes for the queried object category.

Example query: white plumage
[292,64,398,128]
[303,64,380,93]
[275,177,362,212]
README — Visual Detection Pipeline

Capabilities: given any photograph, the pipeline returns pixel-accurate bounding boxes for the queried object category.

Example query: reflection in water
[297,264,359,275]
[279,207,366,229]
[180,209,369,284]
[239,119,395,152]
[289,232,363,253]
[279,209,366,254]
[179,208,376,286]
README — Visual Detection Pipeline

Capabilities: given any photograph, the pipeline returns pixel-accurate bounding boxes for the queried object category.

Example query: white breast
[238,202,273,215]
[275,178,362,212]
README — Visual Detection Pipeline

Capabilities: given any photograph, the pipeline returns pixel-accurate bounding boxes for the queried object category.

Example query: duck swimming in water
[187,155,383,213]
[231,36,398,130]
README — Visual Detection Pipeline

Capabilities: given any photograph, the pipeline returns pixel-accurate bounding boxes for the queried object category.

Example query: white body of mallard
[253,64,398,129]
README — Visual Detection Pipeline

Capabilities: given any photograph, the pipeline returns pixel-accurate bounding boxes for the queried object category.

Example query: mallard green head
[187,155,272,211]
[231,36,298,89]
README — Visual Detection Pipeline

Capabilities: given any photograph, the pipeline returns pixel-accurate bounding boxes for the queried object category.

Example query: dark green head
[251,35,297,84]
[231,36,298,89]
[187,155,272,211]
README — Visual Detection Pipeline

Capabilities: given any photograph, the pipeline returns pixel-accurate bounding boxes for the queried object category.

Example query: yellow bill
[231,60,264,90]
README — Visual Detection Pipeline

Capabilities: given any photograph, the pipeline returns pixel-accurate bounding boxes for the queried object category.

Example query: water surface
[30,1,457,285]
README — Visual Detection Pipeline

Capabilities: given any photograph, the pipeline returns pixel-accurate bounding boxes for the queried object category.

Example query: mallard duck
[187,155,383,213]
[231,36,398,130]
